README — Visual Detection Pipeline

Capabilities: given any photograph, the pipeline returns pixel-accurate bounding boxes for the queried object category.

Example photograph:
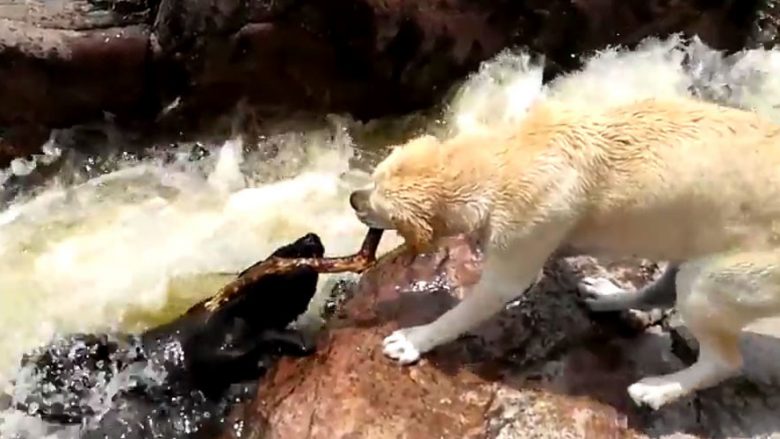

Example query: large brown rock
[221,236,780,439]
[0,0,766,149]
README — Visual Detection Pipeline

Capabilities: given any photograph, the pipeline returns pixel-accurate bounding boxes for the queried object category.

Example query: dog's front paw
[627,377,684,410]
[382,329,423,365]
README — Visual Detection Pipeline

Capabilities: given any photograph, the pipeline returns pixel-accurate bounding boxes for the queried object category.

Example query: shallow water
[2,35,780,436]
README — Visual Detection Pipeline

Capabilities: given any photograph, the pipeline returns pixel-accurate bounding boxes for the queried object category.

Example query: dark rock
[0,0,769,150]
[8,233,324,438]
[0,19,152,127]
[748,0,780,48]
[229,235,780,438]
[0,125,50,168]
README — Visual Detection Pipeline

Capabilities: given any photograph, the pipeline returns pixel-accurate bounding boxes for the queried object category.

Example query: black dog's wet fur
[11,233,324,437]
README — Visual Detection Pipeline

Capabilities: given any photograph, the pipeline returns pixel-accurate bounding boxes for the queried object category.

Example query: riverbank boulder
[224,235,780,439]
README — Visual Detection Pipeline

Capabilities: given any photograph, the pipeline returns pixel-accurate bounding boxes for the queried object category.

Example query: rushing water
[2,35,780,437]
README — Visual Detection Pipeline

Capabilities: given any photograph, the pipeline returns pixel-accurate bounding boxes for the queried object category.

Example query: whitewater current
[2,35,780,436]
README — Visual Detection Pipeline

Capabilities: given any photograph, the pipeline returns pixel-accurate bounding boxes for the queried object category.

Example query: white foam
[445,35,780,135]
[0,123,403,386]
[4,35,780,436]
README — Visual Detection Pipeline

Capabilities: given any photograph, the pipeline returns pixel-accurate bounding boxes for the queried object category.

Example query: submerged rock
[7,233,326,438]
[230,235,780,439]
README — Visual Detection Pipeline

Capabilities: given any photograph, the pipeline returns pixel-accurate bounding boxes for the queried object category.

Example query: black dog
[9,233,324,438]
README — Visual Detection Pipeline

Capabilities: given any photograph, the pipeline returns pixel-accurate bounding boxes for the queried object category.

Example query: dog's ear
[394,208,435,253]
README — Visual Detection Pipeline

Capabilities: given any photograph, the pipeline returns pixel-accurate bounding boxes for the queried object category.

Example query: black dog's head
[11,233,329,437]
[270,233,325,259]
[233,232,323,326]
[183,232,326,395]
[235,233,325,279]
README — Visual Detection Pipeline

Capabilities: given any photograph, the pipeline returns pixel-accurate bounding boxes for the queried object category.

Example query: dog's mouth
[354,210,392,230]
[350,188,393,229]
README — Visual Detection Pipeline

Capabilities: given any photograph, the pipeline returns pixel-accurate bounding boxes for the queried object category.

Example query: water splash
[445,50,545,135]
[0,119,404,389]
[4,35,780,437]
[444,35,780,138]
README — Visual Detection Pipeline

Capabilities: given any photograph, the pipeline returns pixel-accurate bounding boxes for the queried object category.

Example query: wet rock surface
[0,0,768,156]
[749,0,780,48]
[229,236,780,439]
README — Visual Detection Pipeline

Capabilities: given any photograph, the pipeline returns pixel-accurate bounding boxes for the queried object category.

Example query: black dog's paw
[259,329,317,357]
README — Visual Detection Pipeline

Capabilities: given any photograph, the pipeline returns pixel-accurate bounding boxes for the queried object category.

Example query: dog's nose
[350,190,369,210]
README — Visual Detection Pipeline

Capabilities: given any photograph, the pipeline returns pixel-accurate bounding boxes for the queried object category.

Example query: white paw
[627,377,684,410]
[382,330,422,365]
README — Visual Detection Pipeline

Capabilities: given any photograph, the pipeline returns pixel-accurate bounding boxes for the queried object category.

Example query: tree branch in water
[203,228,387,312]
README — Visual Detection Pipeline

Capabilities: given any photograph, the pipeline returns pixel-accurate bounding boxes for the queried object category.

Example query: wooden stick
[202,228,385,311]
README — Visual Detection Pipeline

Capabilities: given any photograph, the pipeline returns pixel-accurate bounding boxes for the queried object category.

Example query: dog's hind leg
[578,263,680,311]
[627,252,780,410]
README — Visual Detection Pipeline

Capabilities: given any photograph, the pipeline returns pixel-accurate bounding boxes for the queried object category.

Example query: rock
[0,126,51,168]
[747,0,780,48]
[227,235,780,439]
[0,0,767,145]
[220,236,633,438]
[0,15,151,127]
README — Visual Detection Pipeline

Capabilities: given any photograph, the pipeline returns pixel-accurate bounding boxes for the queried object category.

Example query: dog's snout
[349,190,367,210]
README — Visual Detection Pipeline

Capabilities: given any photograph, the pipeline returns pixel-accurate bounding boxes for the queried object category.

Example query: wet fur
[11,234,322,437]
[350,96,780,410]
